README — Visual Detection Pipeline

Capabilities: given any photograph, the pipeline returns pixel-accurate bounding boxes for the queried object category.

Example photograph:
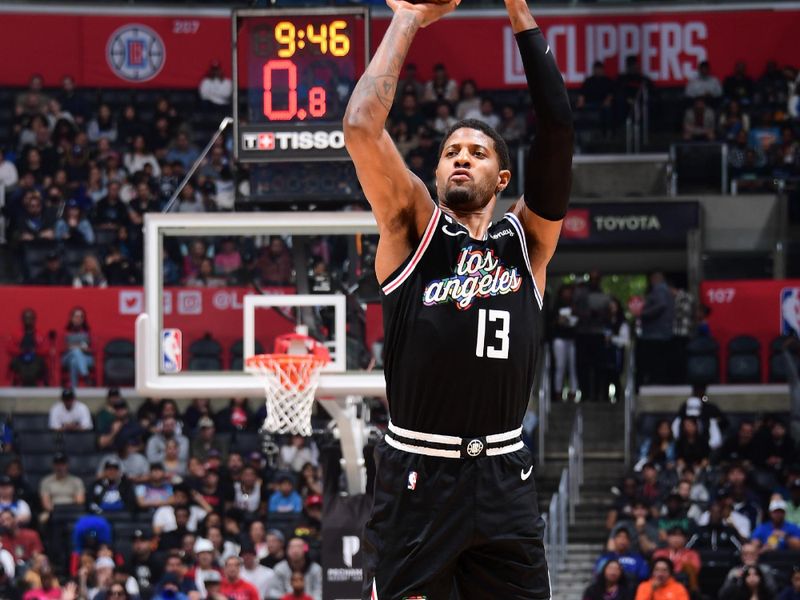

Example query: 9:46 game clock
[233,8,369,163]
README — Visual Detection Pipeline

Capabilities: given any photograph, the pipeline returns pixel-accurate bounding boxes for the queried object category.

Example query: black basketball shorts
[361,431,550,600]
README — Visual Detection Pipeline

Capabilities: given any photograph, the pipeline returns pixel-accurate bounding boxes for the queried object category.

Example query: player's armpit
[510,199,562,291]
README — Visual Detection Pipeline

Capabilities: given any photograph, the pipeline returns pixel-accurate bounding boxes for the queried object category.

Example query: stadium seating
[188,334,223,371]
[686,336,720,385]
[102,338,136,386]
[726,335,761,383]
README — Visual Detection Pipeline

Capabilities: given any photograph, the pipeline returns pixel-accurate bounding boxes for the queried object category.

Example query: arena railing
[567,406,583,524]
[626,84,649,154]
[623,344,636,467]
[537,345,552,467]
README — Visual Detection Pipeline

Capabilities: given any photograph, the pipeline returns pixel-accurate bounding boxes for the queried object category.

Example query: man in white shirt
[0,149,18,191]
[48,387,93,431]
[685,61,723,99]
[239,541,280,599]
[199,61,232,107]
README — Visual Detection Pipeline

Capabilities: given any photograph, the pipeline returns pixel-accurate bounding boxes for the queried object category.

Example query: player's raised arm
[344,0,458,278]
[506,0,574,290]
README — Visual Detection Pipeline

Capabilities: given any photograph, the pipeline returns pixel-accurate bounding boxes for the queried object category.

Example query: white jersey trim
[503,213,544,310]
[381,206,440,296]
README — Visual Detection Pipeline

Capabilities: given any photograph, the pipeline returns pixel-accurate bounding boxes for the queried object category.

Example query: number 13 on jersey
[475,309,510,359]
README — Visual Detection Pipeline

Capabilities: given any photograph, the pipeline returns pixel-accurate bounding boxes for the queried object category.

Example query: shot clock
[233,8,369,162]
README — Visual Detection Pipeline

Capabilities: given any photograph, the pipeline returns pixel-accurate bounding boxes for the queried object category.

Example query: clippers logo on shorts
[407,471,418,491]
[780,287,800,336]
[106,24,165,82]
[162,329,182,373]
[466,439,484,457]
[423,246,522,310]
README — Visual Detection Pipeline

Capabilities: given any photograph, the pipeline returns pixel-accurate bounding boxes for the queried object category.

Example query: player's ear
[495,169,511,195]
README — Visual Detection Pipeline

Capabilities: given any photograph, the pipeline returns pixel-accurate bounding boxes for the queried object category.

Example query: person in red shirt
[281,571,313,600]
[219,556,259,600]
[652,527,701,593]
[0,509,43,564]
[635,557,690,600]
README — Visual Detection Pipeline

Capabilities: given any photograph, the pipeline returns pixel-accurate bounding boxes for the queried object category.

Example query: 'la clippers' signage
[560,201,699,246]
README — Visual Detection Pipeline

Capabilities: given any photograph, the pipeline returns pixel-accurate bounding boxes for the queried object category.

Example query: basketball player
[344,0,573,596]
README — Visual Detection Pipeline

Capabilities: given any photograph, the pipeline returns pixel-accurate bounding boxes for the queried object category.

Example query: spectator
[720,541,780,597]
[550,284,580,403]
[638,272,675,386]
[98,399,145,452]
[186,257,225,286]
[595,528,650,584]
[272,538,322,600]
[22,555,58,595]
[186,538,223,597]
[496,104,527,144]
[582,559,635,600]
[8,308,48,386]
[637,419,676,472]
[278,435,317,473]
[718,100,751,143]
[685,61,723,99]
[0,509,43,563]
[87,104,118,144]
[162,438,188,481]
[87,457,137,514]
[268,476,302,514]
[578,61,615,111]
[124,135,160,178]
[603,297,630,403]
[617,57,652,119]
[55,200,95,245]
[719,421,759,468]
[725,463,761,535]
[167,132,201,171]
[216,399,253,433]
[464,97,500,129]
[22,566,60,600]
[49,387,92,431]
[219,556,259,600]
[687,496,743,552]
[431,102,457,136]
[778,569,800,600]
[751,497,800,551]
[297,494,322,541]
[153,488,207,539]
[258,237,293,286]
[261,530,287,569]
[147,416,190,464]
[213,239,241,276]
[396,63,424,101]
[280,571,312,600]
[0,557,19,600]
[573,270,610,401]
[191,417,228,461]
[161,553,200,600]
[297,463,322,499]
[455,80,481,120]
[0,477,32,527]
[633,557,689,600]
[724,61,755,104]
[117,105,146,152]
[606,476,639,531]
[135,463,174,509]
[239,541,279,599]
[0,148,19,191]
[39,452,85,518]
[198,62,232,109]
[151,574,188,600]
[682,97,716,141]
[15,74,50,117]
[393,93,426,137]
[652,527,701,594]
[96,388,122,435]
[785,478,800,526]
[230,466,264,517]
[92,181,130,230]
[14,190,56,242]
[657,491,692,540]
[73,255,108,288]
[675,417,710,471]
[130,529,163,596]
[728,565,776,600]
[754,420,795,483]
[610,499,659,558]
[422,63,458,105]
[62,307,94,388]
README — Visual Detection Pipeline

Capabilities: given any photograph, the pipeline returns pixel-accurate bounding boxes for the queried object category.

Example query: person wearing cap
[88,556,118,599]
[239,541,279,600]
[260,530,286,570]
[190,417,228,462]
[786,477,800,527]
[652,527,701,594]
[272,538,321,600]
[219,556,259,600]
[130,529,163,596]
[87,457,137,514]
[751,496,800,551]
[296,495,322,541]
[268,476,302,514]
[39,452,85,521]
[633,557,689,600]
[0,509,43,564]
[0,476,31,525]
[96,388,122,435]
[99,436,150,484]
[671,385,727,449]
[186,538,223,598]
[98,399,144,452]
[135,463,174,510]
[55,199,94,245]
[48,387,93,431]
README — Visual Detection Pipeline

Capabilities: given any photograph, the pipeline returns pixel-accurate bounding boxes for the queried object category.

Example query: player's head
[435,119,511,211]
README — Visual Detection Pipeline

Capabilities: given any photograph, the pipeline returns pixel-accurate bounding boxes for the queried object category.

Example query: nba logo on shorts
[780,288,800,336]
[407,471,418,491]
[162,329,182,373]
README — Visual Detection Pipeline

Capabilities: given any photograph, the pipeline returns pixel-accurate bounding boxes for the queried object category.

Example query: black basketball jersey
[380,206,543,437]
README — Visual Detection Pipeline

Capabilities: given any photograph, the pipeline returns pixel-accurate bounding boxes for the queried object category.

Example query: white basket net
[246,354,326,436]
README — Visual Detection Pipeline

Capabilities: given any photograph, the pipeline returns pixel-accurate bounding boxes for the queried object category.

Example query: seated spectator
[607,476,639,531]
[610,499,659,558]
[633,557,689,600]
[638,419,676,472]
[239,541,278,600]
[33,251,72,286]
[639,462,666,508]
[278,435,317,473]
[39,452,85,519]
[595,528,650,584]
[124,135,160,177]
[688,495,743,552]
[219,556,259,600]
[95,388,122,435]
[14,189,56,242]
[258,237,293,286]
[724,61,755,104]
[617,56,652,117]
[186,257,225,286]
[652,527,701,594]
[183,398,214,434]
[754,420,795,487]
[682,97,716,142]
[87,457,137,514]
[280,571,313,600]
[213,239,241,277]
[751,497,800,552]
[720,541,780,597]
[55,200,95,245]
[135,463,174,510]
[582,559,635,600]
[676,472,708,522]
[272,538,322,600]
[685,61,723,99]
[0,509,43,564]
[0,475,31,525]
[785,477,800,526]
[464,97,500,129]
[87,104,118,144]
[497,105,527,144]
[161,552,200,600]
[91,181,130,231]
[147,416,190,464]
[578,61,615,111]
[8,308,48,386]
[658,490,693,541]
[261,530,286,569]
[718,100,751,143]
[297,463,322,499]
[22,555,58,595]
[207,525,239,564]
[230,465,264,518]
[718,420,759,468]
[392,93,426,138]
[778,569,800,600]
[455,79,480,120]
[431,101,457,136]
[0,545,15,583]
[151,574,187,600]
[216,399,253,433]
[296,494,322,541]
[728,565,776,600]
[73,254,108,288]
[675,416,710,472]
[62,307,94,388]
[198,61,232,108]
[268,476,302,514]
[49,387,92,431]
[15,74,50,117]
[167,132,201,171]
[22,566,60,600]
[162,438,188,481]
[191,417,228,461]
[423,63,458,106]
[197,469,225,515]
[130,529,163,596]
[98,399,145,451]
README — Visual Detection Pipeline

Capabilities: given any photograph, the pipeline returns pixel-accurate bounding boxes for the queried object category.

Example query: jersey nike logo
[521,466,533,481]
[442,225,466,237]
[545,45,551,55]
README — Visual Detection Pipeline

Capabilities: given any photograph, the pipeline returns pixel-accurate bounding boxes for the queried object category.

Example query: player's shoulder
[487,213,522,242]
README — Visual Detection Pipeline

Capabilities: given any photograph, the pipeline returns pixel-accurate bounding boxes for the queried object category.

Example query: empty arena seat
[62,431,97,454]
[686,336,719,385]
[726,335,761,383]
[768,336,800,382]
[189,334,223,371]
[103,338,136,386]
[231,432,261,455]
[16,432,59,454]
[13,414,50,433]
[21,453,55,476]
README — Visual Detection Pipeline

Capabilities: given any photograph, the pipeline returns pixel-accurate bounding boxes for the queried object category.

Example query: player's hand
[386,0,460,29]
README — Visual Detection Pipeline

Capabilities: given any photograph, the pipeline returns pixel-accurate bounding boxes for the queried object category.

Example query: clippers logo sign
[238,124,348,163]
[106,24,165,82]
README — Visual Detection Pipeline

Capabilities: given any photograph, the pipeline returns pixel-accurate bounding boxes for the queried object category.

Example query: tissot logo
[594,215,661,231]
[242,130,345,151]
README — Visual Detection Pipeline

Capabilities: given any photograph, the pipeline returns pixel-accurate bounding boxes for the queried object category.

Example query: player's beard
[441,178,495,210]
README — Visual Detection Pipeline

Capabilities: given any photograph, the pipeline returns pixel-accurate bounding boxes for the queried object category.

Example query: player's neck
[440,201,495,240]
